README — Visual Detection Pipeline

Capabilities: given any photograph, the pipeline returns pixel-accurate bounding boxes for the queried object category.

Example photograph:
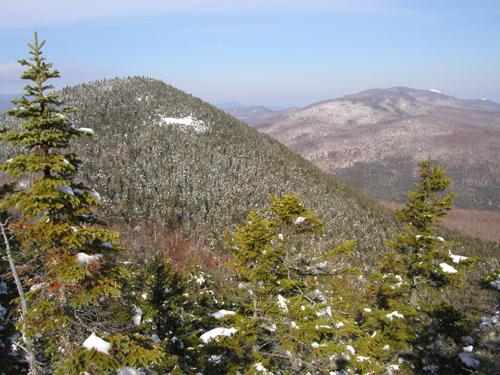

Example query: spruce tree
[214,194,384,374]
[0,33,163,373]
[364,161,474,373]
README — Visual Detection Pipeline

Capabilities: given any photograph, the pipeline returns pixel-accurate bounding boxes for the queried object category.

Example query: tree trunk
[1,223,40,375]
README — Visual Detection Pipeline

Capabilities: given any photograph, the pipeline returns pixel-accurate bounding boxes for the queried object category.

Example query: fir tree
[215,194,384,374]
[0,33,163,373]
[364,161,474,373]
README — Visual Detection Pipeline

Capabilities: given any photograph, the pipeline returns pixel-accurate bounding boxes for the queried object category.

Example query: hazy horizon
[1,0,499,107]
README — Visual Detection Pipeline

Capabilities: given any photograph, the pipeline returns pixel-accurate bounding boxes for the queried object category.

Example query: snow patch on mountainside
[148,115,208,133]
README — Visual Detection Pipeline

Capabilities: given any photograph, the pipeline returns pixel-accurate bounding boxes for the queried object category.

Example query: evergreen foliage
[364,161,475,373]
[217,195,387,374]
[0,33,163,373]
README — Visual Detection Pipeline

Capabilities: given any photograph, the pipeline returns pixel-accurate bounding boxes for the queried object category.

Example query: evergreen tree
[364,161,474,373]
[0,33,163,373]
[214,194,384,374]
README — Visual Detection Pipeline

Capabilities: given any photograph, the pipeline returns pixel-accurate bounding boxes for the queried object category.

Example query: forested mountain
[257,87,500,211]
[0,77,398,260]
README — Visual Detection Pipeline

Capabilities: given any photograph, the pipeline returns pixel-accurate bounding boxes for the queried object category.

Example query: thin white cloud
[0,62,22,80]
[0,0,409,28]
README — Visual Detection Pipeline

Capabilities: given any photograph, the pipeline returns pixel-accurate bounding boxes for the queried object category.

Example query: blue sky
[1,0,499,107]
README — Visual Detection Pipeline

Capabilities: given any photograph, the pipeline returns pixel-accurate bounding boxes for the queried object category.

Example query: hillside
[0,77,399,260]
[257,87,500,211]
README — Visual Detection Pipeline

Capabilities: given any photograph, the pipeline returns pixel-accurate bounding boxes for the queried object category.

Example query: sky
[1,0,499,107]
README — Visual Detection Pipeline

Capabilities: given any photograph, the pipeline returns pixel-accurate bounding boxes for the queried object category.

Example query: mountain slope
[0,77,400,258]
[258,87,500,211]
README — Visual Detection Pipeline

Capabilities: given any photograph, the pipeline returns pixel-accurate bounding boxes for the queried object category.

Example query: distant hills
[218,103,287,125]
[0,94,17,112]
[253,87,500,211]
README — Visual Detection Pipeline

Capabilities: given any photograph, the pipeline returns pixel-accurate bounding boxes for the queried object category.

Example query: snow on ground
[76,253,103,266]
[82,332,111,354]
[386,311,404,320]
[78,127,95,135]
[449,251,468,264]
[317,305,332,318]
[255,362,270,373]
[132,306,143,326]
[117,367,143,375]
[429,89,443,94]
[294,216,305,225]
[277,295,288,312]
[439,263,458,274]
[155,115,208,133]
[199,327,237,344]
[209,310,236,319]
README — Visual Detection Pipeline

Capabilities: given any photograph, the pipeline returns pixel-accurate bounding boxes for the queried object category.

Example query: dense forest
[0,34,498,374]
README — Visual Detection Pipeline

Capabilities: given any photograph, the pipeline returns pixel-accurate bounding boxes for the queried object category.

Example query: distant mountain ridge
[256,87,500,211]
[219,104,287,125]
[0,94,17,113]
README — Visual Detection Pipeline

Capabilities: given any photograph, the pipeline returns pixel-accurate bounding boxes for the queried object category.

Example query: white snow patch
[364,307,372,313]
[429,89,442,94]
[278,233,284,241]
[76,252,103,266]
[386,311,404,320]
[290,321,299,329]
[317,305,332,318]
[311,342,321,349]
[117,367,143,375]
[346,345,356,354]
[335,322,345,329]
[199,327,237,344]
[58,185,74,196]
[255,363,269,373]
[209,354,223,364]
[449,251,468,264]
[357,356,369,362]
[209,310,236,319]
[462,345,473,353]
[133,306,143,326]
[101,242,113,249]
[156,115,208,134]
[151,334,160,342]
[89,190,101,201]
[78,127,95,135]
[439,263,458,274]
[82,332,111,354]
[195,274,205,285]
[294,216,305,225]
[277,295,288,312]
